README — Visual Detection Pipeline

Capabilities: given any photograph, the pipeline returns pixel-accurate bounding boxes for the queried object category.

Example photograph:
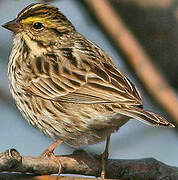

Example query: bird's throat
[22,33,47,56]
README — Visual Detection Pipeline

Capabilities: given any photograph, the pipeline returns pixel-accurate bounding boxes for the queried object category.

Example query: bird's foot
[40,139,63,158]
[39,139,63,175]
[100,149,109,179]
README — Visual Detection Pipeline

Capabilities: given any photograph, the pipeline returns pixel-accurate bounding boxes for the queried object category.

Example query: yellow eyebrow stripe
[21,17,54,27]
[22,17,45,23]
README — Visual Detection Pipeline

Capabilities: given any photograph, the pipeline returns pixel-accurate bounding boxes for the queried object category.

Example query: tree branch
[0,149,178,179]
[83,0,178,125]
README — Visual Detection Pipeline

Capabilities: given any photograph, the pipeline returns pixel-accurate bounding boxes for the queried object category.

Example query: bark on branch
[0,149,178,179]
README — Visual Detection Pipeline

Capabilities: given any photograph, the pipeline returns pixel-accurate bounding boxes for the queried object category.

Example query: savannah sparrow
[2,3,174,177]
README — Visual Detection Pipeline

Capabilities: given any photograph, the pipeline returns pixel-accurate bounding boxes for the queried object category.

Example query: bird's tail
[118,107,175,127]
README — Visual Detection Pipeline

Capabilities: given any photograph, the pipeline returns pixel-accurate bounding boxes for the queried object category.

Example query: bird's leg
[40,139,63,158]
[101,135,111,179]
[40,139,63,175]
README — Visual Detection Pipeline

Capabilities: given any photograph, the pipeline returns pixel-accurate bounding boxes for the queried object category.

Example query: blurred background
[0,0,178,170]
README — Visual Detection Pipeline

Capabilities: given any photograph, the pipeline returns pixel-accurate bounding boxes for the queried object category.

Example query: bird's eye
[33,22,44,30]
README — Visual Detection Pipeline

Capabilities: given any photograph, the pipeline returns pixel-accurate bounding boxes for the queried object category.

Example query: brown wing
[25,39,142,106]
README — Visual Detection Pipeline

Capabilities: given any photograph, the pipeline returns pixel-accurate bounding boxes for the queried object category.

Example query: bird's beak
[2,19,23,33]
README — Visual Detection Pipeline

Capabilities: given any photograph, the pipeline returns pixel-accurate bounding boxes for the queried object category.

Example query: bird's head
[2,3,75,45]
